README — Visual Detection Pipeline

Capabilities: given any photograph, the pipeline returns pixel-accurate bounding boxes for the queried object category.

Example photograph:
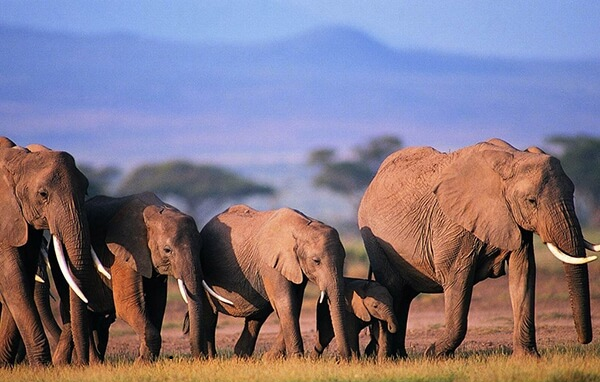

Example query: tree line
[80,134,600,228]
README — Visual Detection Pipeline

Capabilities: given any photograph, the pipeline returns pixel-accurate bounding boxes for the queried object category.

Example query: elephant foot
[134,354,155,365]
[512,346,540,358]
[424,343,454,359]
[263,348,286,360]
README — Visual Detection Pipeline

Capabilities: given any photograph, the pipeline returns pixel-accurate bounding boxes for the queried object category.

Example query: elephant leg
[0,306,21,365]
[264,277,305,358]
[508,243,539,356]
[234,315,269,357]
[314,299,334,355]
[426,266,476,358]
[87,310,114,364]
[200,294,218,357]
[92,312,115,362]
[88,329,103,365]
[0,247,51,366]
[364,321,378,358]
[363,233,414,358]
[143,275,168,358]
[265,330,287,359]
[391,287,418,358]
[112,263,159,362]
[53,323,74,364]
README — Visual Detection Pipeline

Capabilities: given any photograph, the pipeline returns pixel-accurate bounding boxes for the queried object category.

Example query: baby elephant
[314,277,398,358]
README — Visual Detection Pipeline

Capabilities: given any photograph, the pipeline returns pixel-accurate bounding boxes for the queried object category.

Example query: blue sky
[1,0,599,59]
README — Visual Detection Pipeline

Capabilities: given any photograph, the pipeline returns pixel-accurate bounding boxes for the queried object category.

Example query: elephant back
[359,146,446,227]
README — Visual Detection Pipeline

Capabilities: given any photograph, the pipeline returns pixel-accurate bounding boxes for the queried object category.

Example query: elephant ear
[433,149,522,251]
[259,213,304,284]
[350,287,372,322]
[105,198,153,278]
[0,165,28,247]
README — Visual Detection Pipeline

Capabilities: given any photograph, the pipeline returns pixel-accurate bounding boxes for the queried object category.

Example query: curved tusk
[319,290,326,304]
[35,274,45,283]
[584,240,600,252]
[177,279,189,304]
[53,235,88,303]
[91,248,111,280]
[202,280,234,306]
[546,242,597,265]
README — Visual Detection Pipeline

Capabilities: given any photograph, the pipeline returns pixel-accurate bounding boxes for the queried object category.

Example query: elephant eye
[38,189,49,200]
[312,257,321,265]
[526,197,537,207]
[163,246,172,255]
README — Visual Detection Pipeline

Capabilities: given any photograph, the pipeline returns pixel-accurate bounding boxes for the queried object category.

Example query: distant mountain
[1,24,599,168]
[0,0,321,44]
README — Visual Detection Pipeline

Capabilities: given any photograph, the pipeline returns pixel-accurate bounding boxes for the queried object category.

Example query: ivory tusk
[202,280,235,306]
[319,290,326,304]
[584,240,600,252]
[177,279,189,304]
[546,242,597,265]
[35,274,45,283]
[91,248,112,280]
[53,235,88,303]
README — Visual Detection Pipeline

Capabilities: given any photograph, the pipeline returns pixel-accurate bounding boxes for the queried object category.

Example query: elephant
[48,192,222,362]
[0,137,94,366]
[314,277,398,358]
[358,138,599,358]
[197,204,353,359]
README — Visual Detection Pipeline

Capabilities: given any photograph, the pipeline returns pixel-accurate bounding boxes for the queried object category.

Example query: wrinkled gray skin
[47,192,206,363]
[198,205,352,359]
[358,138,594,358]
[314,277,398,358]
[0,137,93,366]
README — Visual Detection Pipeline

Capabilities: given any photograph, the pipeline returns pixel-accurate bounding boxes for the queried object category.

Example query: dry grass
[3,346,600,382]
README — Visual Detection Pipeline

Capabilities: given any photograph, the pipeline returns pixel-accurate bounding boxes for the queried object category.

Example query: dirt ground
[102,268,600,359]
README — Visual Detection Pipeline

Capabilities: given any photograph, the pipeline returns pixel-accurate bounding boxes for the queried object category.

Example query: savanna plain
[3,232,600,382]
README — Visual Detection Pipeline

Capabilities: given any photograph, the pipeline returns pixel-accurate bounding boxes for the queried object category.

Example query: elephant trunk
[51,210,93,365]
[544,201,592,344]
[180,267,204,358]
[382,308,398,334]
[327,282,353,359]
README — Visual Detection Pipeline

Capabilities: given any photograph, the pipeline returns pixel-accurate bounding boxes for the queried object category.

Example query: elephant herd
[0,135,599,367]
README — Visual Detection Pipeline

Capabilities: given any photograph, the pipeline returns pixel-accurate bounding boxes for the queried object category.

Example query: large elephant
[0,137,93,366]
[198,204,353,359]
[314,277,398,358]
[358,138,599,358]
[57,192,214,362]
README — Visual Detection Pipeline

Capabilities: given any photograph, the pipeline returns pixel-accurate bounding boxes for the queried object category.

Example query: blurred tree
[547,135,600,227]
[78,164,121,198]
[116,160,275,216]
[309,135,402,206]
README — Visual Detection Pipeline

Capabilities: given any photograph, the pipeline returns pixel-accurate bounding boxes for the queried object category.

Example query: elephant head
[315,278,397,356]
[433,138,597,344]
[0,140,93,364]
[257,208,353,358]
[88,192,207,357]
[348,280,398,334]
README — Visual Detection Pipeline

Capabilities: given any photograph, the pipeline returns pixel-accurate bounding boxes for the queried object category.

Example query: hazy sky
[1,0,599,59]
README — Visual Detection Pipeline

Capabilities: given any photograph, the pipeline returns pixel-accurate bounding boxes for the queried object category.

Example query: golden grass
[3,345,600,382]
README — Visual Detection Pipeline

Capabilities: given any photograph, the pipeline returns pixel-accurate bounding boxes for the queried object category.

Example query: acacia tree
[117,160,275,219]
[547,135,600,227]
[309,135,402,207]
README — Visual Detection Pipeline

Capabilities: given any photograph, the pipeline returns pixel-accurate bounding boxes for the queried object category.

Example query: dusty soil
[103,270,600,359]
